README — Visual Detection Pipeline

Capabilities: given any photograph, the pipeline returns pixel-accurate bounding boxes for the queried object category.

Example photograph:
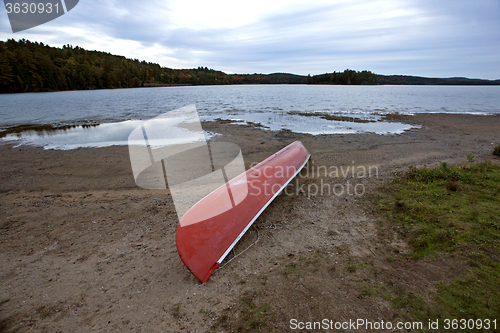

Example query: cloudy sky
[1,0,499,79]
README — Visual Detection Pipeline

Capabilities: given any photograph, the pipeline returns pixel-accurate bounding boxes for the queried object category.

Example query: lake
[1,85,499,149]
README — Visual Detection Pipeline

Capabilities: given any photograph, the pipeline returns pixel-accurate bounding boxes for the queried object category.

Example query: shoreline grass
[377,160,500,328]
[380,161,500,258]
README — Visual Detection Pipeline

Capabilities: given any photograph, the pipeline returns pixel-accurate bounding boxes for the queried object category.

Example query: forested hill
[376,75,500,85]
[0,39,498,93]
[0,39,378,93]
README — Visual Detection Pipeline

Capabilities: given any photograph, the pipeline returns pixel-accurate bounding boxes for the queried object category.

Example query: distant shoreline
[2,39,499,95]
[2,81,500,96]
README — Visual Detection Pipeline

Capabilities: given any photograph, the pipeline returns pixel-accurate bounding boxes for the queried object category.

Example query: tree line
[2,39,498,94]
[0,39,381,93]
[376,75,500,85]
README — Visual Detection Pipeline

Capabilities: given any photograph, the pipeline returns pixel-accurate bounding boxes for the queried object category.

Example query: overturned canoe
[176,141,310,283]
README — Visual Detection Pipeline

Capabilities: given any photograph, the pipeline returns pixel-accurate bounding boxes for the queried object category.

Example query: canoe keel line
[176,141,311,283]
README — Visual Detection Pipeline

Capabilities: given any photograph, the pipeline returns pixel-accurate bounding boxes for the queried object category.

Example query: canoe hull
[176,141,310,283]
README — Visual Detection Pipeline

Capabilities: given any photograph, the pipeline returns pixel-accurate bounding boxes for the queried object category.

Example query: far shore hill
[1,39,499,94]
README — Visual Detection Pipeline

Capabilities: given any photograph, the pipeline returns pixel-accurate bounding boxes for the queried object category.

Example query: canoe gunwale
[216,153,310,265]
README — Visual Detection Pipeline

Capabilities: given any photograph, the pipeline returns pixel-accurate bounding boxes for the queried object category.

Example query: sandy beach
[1,113,499,332]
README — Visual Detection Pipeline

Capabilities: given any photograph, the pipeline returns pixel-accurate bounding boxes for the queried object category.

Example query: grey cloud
[2,0,498,79]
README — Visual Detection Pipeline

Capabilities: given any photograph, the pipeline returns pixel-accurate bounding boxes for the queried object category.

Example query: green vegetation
[379,161,500,258]
[212,292,274,332]
[0,39,234,92]
[493,145,500,156]
[282,251,326,276]
[170,303,181,318]
[309,69,377,85]
[240,299,273,330]
[2,38,498,93]
[0,39,379,93]
[0,123,98,138]
[346,263,357,273]
[378,161,500,327]
[288,111,374,123]
[376,74,500,86]
[360,285,387,297]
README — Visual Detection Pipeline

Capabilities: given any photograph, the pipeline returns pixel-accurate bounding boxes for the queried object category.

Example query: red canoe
[176,141,310,283]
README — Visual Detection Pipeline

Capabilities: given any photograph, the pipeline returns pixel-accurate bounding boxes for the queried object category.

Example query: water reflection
[202,111,416,135]
[1,110,417,150]
[2,120,148,150]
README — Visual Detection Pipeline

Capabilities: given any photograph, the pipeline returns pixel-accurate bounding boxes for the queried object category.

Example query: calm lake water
[1,85,499,149]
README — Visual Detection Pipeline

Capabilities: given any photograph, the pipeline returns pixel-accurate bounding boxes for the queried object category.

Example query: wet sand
[0,113,499,332]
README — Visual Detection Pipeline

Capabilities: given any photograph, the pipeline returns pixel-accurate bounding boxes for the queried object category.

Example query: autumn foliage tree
[0,39,378,93]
